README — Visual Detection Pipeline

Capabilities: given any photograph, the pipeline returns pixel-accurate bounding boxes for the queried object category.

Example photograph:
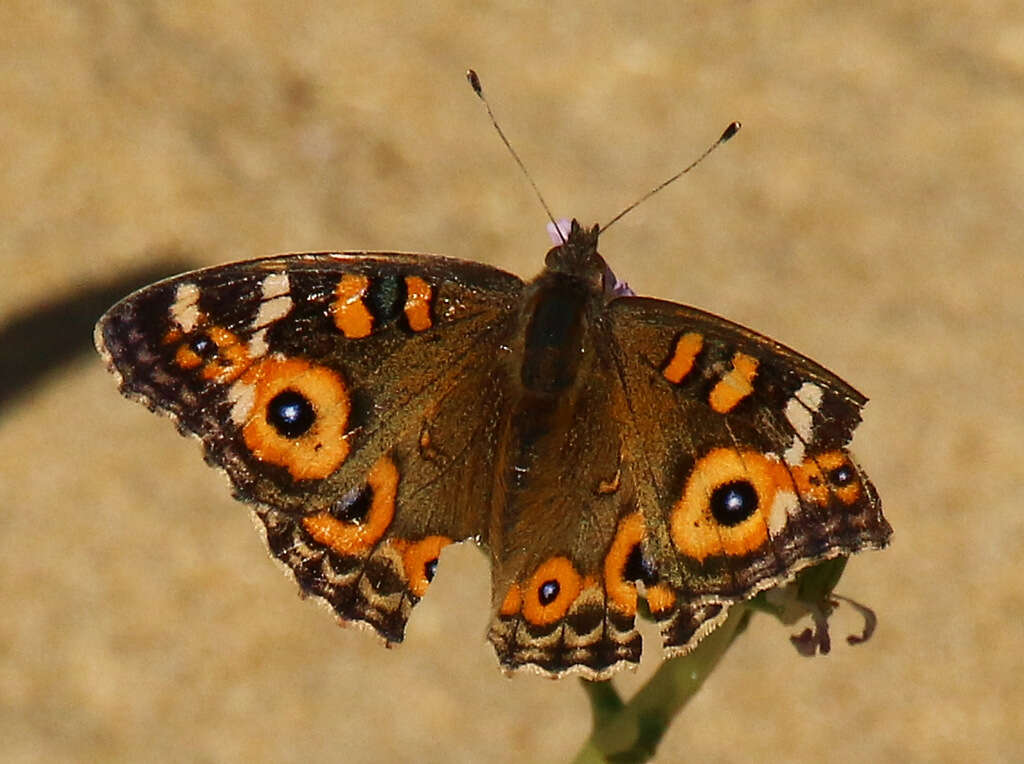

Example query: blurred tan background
[2,1,1022,761]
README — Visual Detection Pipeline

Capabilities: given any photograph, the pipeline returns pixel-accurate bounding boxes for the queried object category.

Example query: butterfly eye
[235,357,352,481]
[301,455,398,558]
[267,389,316,438]
[169,324,250,382]
[709,480,759,527]
[671,448,789,562]
[792,451,864,508]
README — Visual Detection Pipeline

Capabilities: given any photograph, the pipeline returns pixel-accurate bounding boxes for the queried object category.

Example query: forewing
[97,252,523,643]
[607,296,891,656]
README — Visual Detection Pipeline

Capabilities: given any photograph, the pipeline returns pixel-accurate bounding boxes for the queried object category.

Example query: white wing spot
[262,272,290,299]
[768,489,798,535]
[171,283,201,333]
[248,328,269,358]
[783,382,824,465]
[253,273,293,328]
[229,378,255,425]
[795,382,824,412]
[785,397,814,443]
[784,440,806,466]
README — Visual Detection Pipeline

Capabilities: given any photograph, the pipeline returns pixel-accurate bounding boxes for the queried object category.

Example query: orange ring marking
[240,357,352,480]
[499,583,522,617]
[198,326,250,382]
[401,535,452,597]
[794,451,862,506]
[604,513,645,615]
[301,455,399,556]
[521,556,582,627]
[670,448,784,562]
[645,583,677,614]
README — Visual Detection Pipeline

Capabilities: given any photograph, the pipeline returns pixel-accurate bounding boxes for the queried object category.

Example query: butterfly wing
[97,252,524,643]
[605,295,891,655]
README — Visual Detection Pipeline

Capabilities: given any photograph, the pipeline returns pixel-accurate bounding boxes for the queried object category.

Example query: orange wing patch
[166,325,252,383]
[403,276,434,332]
[332,274,374,338]
[394,535,452,597]
[499,583,523,617]
[604,513,645,615]
[792,451,864,507]
[662,332,704,384]
[709,352,759,413]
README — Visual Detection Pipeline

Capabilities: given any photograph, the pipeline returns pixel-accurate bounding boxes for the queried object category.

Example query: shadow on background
[0,255,192,413]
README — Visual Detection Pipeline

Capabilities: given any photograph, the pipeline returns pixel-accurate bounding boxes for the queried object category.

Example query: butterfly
[95,211,891,679]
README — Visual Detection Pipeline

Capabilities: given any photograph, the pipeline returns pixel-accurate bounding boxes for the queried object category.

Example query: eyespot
[829,463,855,487]
[396,535,452,598]
[670,448,792,562]
[266,389,316,438]
[188,333,216,359]
[302,454,399,557]
[709,480,759,527]
[623,544,658,586]
[521,557,582,627]
[793,451,863,506]
[604,513,654,615]
[170,325,250,381]
[236,356,352,480]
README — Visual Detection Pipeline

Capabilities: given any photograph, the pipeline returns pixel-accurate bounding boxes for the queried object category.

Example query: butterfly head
[544,218,606,279]
[543,219,634,300]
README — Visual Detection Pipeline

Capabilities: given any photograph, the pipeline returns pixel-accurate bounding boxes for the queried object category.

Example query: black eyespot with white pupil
[710,480,759,526]
[624,544,659,586]
[829,464,855,486]
[188,333,216,358]
[538,579,560,605]
[267,389,316,438]
[424,557,439,583]
[330,484,372,525]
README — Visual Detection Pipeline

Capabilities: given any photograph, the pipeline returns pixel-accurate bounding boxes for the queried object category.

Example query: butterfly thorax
[522,220,609,397]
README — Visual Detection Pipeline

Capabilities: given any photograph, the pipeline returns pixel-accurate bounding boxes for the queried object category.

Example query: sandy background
[2,1,1022,761]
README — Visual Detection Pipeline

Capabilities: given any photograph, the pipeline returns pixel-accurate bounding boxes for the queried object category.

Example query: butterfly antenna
[467,69,564,243]
[601,121,742,232]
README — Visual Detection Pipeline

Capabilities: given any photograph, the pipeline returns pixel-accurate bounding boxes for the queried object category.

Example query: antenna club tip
[466,69,483,96]
[721,121,741,142]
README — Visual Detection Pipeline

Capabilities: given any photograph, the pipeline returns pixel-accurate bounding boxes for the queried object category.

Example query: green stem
[573,606,747,763]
